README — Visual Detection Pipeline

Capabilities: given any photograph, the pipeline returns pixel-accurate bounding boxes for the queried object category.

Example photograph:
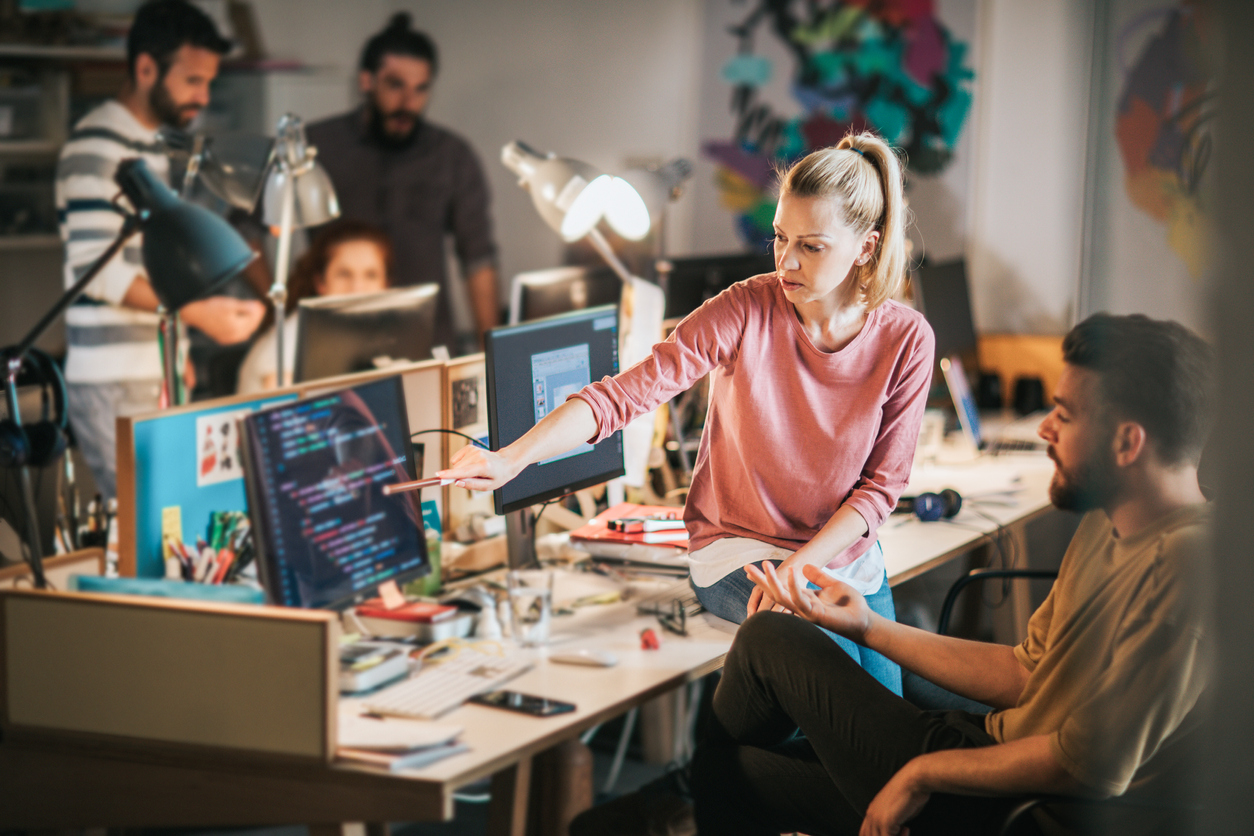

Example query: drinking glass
[506,569,554,647]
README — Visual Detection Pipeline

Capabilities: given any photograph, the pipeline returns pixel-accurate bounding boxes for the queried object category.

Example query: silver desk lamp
[261,114,340,388]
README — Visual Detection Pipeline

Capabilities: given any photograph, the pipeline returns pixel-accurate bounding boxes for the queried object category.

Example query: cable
[531,489,585,527]
[532,496,561,527]
[943,505,1025,609]
[410,428,489,449]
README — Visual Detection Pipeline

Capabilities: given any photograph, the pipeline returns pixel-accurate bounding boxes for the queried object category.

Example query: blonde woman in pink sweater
[441,132,933,694]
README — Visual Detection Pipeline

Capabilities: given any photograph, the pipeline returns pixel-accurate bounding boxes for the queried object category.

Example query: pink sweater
[574,274,934,568]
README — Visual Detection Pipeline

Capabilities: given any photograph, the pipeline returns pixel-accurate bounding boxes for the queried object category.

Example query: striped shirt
[56,100,166,383]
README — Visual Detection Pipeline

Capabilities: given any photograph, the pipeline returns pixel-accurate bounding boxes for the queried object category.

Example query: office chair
[934,568,1204,836]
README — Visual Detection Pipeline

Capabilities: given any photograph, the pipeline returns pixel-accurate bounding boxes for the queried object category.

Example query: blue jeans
[694,556,903,697]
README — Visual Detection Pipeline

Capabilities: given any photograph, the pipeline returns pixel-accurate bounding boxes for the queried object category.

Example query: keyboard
[987,437,1046,454]
[363,650,533,719]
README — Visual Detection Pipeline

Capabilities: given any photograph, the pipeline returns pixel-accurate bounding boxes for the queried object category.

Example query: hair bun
[386,12,411,33]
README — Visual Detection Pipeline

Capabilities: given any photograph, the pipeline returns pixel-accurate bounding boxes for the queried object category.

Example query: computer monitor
[662,252,776,319]
[240,375,430,609]
[485,305,625,516]
[910,258,980,376]
[508,265,622,324]
[293,285,440,384]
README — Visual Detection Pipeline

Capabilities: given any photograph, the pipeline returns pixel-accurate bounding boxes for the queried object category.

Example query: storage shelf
[0,234,61,250]
[0,44,125,62]
[0,140,59,155]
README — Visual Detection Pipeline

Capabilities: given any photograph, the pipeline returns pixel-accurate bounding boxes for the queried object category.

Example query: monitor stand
[505,507,539,569]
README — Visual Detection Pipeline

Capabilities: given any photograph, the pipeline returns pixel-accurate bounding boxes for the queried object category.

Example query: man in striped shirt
[56,0,264,499]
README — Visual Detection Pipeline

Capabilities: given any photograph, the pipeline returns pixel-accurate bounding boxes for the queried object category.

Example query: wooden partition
[977,334,1065,408]
[0,589,337,762]
[444,354,495,535]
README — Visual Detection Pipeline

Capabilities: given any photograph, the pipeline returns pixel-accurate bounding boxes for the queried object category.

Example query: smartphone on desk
[470,690,576,716]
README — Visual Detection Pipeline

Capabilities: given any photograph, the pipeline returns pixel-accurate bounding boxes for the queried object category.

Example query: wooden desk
[883,455,1055,586]
[0,578,732,834]
[0,456,1056,834]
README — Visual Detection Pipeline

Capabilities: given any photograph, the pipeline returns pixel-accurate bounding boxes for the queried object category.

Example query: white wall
[965,0,1094,334]
[249,0,705,289]
[109,0,1196,337]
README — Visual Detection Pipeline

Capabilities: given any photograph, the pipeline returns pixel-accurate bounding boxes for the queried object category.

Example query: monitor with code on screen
[240,376,429,609]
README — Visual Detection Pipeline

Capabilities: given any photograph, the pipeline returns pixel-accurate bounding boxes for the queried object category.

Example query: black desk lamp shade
[115,158,256,310]
[1,158,255,588]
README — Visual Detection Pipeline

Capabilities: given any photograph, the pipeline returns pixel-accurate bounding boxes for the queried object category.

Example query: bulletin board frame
[116,360,447,578]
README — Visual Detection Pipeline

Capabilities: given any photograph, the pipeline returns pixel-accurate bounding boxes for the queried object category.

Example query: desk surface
[883,454,1055,585]
[1,452,1057,830]
[337,573,736,792]
[335,452,1056,792]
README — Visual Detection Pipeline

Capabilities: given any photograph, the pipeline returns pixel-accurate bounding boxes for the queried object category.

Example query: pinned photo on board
[196,409,252,487]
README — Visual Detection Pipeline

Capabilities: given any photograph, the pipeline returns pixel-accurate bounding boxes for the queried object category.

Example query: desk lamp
[261,114,340,388]
[614,158,693,249]
[1,158,256,587]
[159,127,273,212]
[500,142,671,566]
[157,128,275,404]
[501,140,650,283]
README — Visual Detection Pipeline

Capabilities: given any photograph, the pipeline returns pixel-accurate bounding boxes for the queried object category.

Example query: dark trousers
[692,612,1023,835]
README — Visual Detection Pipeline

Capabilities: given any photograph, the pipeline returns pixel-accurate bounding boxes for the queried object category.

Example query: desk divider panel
[117,359,447,577]
[444,354,494,535]
[0,589,337,762]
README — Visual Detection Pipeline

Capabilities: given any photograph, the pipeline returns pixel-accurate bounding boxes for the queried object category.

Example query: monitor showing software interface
[486,305,625,515]
[241,376,429,609]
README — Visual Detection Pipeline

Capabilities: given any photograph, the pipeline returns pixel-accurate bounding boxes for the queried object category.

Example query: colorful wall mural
[703,0,976,247]
[1114,1,1214,279]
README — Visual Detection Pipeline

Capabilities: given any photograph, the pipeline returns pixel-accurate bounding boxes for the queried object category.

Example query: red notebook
[355,598,460,623]
[569,503,690,549]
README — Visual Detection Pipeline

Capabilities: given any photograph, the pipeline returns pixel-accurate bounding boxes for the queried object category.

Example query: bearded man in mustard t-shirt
[693,313,1214,836]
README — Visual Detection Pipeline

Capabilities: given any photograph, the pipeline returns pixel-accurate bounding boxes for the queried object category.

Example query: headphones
[0,347,70,470]
[896,488,963,522]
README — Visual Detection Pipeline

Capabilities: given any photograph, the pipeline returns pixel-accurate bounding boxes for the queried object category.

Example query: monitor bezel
[485,305,626,516]
[293,284,440,384]
[241,375,430,611]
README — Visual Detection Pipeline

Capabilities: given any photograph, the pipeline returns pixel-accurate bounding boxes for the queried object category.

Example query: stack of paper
[337,710,467,771]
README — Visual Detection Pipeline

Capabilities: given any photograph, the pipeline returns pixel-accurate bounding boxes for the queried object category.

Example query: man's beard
[1048,442,1120,513]
[368,99,423,149]
[149,79,200,129]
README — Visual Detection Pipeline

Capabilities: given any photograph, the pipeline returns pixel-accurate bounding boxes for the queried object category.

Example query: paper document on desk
[338,742,470,772]
[338,709,463,750]
[906,463,1025,499]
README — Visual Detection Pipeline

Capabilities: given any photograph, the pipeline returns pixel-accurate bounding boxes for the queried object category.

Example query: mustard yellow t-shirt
[985,505,1212,797]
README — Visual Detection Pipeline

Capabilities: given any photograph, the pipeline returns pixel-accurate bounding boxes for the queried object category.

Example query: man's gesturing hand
[743,561,875,643]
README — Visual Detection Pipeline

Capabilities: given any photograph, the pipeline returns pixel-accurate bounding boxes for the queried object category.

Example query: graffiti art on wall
[703,0,975,247]
[1114,1,1214,279]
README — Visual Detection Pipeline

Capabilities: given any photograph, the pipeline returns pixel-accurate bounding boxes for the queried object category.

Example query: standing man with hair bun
[307,13,500,355]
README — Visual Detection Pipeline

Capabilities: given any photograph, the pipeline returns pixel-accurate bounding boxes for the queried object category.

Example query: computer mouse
[549,648,619,667]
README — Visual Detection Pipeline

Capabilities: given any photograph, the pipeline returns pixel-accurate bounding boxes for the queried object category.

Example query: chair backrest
[937,568,1058,636]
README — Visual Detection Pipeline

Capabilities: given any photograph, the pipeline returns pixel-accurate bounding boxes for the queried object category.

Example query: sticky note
[161,506,182,559]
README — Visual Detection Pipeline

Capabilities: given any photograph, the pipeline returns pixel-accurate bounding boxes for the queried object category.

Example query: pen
[382,477,454,496]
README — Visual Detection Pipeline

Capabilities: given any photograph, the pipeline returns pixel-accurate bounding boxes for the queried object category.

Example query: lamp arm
[269,171,296,389]
[15,213,142,359]
[586,227,634,284]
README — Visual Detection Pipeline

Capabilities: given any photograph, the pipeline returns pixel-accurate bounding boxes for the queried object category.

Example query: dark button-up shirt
[306,108,498,348]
